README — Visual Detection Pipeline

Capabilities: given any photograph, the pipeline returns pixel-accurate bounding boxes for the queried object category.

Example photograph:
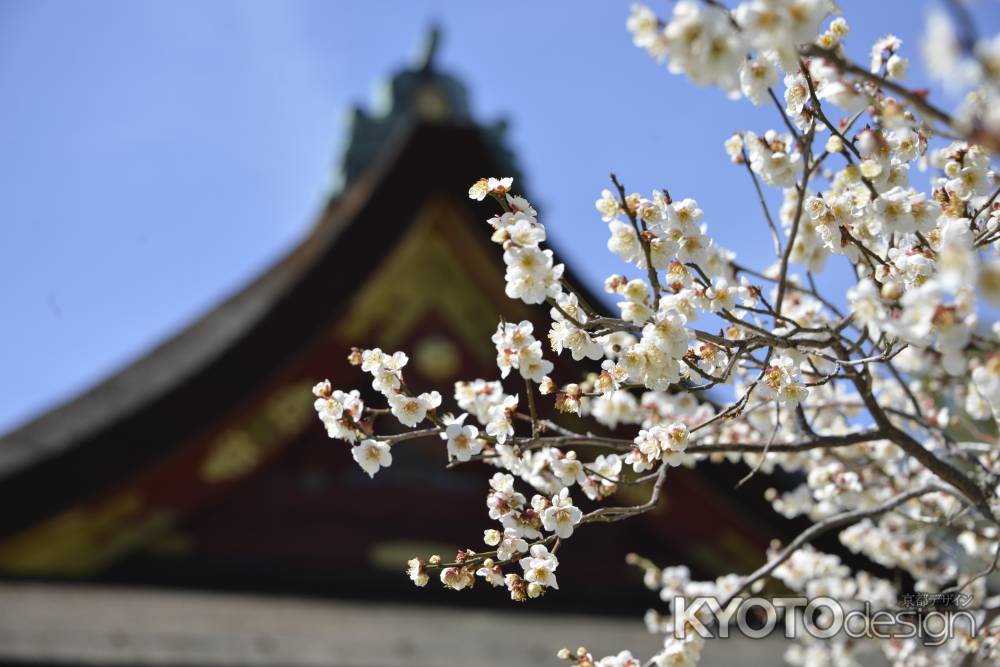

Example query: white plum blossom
[468,176,512,201]
[519,544,559,590]
[313,387,365,442]
[745,131,800,188]
[441,415,482,462]
[495,530,529,561]
[502,246,564,304]
[485,394,518,444]
[596,650,640,667]
[388,391,442,427]
[406,558,428,587]
[740,53,779,105]
[757,356,809,407]
[579,454,623,501]
[540,488,583,539]
[493,320,554,382]
[351,439,391,478]
[439,566,474,590]
[627,422,691,472]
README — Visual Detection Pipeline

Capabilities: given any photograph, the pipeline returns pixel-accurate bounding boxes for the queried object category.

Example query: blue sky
[1,0,998,433]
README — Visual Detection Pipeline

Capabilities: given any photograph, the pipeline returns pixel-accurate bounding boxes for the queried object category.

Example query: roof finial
[417,23,441,74]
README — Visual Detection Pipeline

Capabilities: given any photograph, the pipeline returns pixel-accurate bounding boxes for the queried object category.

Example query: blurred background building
[0,27,791,667]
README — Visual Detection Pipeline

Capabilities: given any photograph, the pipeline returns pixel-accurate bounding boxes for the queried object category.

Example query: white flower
[595,188,621,221]
[870,34,902,74]
[549,321,603,361]
[627,4,661,48]
[468,176,512,201]
[706,278,736,312]
[488,177,513,192]
[388,391,442,427]
[476,562,505,587]
[506,194,536,217]
[936,217,977,292]
[360,348,387,373]
[745,131,800,188]
[468,179,490,201]
[519,544,559,589]
[440,567,473,590]
[653,635,704,667]
[551,451,584,487]
[454,379,506,424]
[484,394,518,444]
[503,247,565,304]
[314,394,344,422]
[642,309,693,359]
[406,558,428,587]
[873,186,914,234]
[847,279,887,339]
[496,530,529,561]
[443,417,482,462]
[351,439,391,478]
[361,349,408,395]
[783,71,810,118]
[487,472,526,520]
[660,1,744,95]
[608,219,642,264]
[740,53,778,106]
[758,356,809,408]
[597,650,640,667]
[628,422,690,472]
[541,488,583,539]
[315,389,364,442]
[507,217,546,248]
[518,341,555,382]
[579,454,623,501]
[660,422,690,466]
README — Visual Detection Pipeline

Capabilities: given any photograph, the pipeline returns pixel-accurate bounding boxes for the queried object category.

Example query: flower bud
[484,529,501,546]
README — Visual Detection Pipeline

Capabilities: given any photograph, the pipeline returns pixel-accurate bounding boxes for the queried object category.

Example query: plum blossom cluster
[309,3,1000,666]
[473,176,565,305]
[626,422,691,472]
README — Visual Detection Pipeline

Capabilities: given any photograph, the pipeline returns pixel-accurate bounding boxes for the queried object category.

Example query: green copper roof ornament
[337,24,520,189]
